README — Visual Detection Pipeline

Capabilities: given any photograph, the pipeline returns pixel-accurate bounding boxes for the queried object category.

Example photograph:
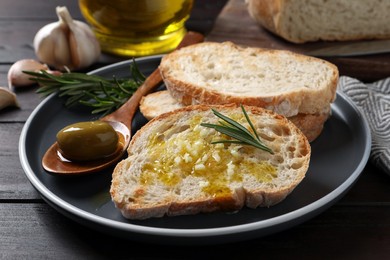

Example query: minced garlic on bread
[110,104,311,220]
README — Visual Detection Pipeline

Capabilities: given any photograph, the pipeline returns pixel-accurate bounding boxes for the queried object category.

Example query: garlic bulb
[0,87,19,111]
[8,59,49,88]
[34,6,100,71]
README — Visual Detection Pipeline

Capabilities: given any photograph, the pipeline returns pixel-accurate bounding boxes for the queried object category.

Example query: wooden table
[1,0,389,258]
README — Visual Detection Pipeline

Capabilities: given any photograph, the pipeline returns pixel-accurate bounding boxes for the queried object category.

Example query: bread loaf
[110,104,311,220]
[246,0,390,43]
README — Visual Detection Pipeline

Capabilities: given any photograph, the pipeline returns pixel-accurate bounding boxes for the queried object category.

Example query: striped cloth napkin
[338,76,390,176]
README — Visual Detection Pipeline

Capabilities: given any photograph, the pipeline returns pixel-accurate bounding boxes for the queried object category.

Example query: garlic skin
[34,6,100,71]
[8,59,49,88]
[0,87,19,111]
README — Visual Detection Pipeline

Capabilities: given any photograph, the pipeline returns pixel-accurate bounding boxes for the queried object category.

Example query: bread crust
[139,90,329,142]
[139,90,184,120]
[288,110,330,142]
[160,42,338,118]
[111,104,311,219]
[246,0,282,39]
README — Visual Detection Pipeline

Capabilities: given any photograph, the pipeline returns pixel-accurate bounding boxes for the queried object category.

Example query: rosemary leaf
[241,104,261,142]
[115,78,133,95]
[24,60,146,116]
[211,108,257,139]
[201,106,274,154]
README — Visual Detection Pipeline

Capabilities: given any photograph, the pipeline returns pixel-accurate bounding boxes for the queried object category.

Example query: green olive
[56,121,119,161]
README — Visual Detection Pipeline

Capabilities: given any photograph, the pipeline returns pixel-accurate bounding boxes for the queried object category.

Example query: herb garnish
[200,105,274,154]
[23,61,145,116]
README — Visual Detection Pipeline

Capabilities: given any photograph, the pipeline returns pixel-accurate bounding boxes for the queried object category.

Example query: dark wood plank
[0,203,389,259]
[1,0,389,258]
[0,1,80,63]
[0,122,41,199]
[0,0,81,19]
[0,20,51,63]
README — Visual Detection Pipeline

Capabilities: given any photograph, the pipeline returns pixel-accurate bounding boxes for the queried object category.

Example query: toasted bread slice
[139,90,330,142]
[111,104,311,220]
[159,41,338,117]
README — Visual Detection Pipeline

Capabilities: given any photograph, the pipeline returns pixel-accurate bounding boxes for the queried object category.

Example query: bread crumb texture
[165,43,332,94]
[110,105,311,219]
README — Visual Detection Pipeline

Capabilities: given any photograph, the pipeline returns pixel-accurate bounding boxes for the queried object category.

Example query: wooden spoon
[42,31,205,175]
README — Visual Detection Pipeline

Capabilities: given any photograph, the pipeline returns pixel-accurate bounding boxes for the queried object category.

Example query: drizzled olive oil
[79,0,194,57]
[141,114,277,197]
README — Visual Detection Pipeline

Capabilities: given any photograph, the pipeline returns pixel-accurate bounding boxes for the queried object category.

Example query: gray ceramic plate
[19,55,371,245]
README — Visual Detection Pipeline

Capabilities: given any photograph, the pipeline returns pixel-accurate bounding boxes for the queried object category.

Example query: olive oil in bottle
[78,0,194,57]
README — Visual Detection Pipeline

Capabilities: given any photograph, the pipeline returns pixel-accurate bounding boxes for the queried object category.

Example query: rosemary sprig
[23,61,146,116]
[200,105,274,154]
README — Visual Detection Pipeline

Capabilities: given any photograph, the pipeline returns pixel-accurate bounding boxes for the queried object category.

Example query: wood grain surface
[0,0,389,259]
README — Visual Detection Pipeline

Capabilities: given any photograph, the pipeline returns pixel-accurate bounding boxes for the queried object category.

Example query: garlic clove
[8,59,49,88]
[34,23,72,71]
[34,6,101,71]
[0,87,19,111]
[57,7,101,70]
